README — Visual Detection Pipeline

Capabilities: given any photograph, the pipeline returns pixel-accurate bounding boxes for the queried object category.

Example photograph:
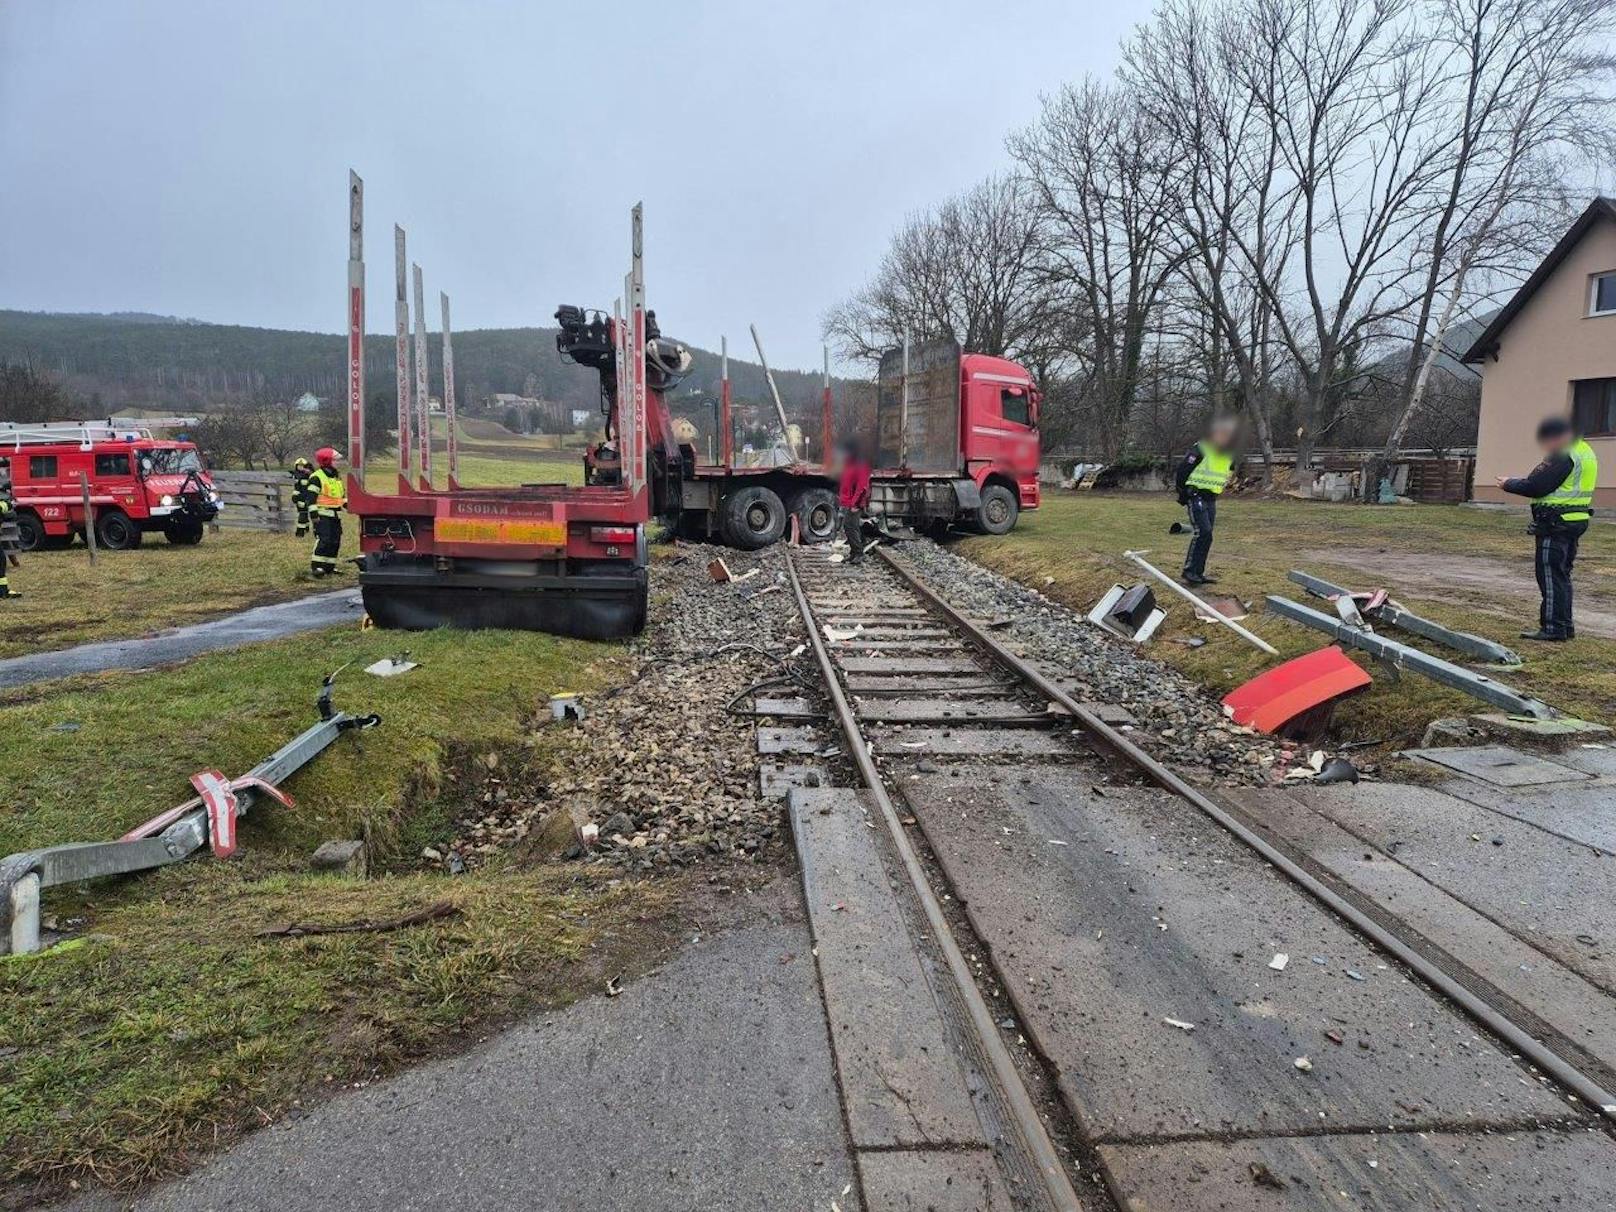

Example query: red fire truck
[1,420,221,551]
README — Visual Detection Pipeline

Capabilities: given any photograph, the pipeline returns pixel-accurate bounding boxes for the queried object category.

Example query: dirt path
[1300,547,1616,639]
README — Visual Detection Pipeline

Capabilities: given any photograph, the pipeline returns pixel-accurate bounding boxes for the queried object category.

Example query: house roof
[1461,197,1616,363]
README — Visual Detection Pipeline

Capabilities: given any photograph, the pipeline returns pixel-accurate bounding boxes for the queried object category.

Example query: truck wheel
[95,509,142,550]
[721,486,787,549]
[975,484,1019,536]
[165,520,205,545]
[14,512,45,553]
[790,487,839,544]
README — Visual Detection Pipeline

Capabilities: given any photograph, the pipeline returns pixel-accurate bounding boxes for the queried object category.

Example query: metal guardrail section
[1,677,379,955]
[1287,570,1522,666]
[1264,595,1552,719]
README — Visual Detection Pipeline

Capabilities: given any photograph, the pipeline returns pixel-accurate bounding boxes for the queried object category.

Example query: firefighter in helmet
[0,456,18,599]
[308,447,348,577]
[290,456,317,538]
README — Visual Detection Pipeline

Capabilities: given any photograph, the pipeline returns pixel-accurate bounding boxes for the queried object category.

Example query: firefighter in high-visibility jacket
[308,447,347,577]
[1497,416,1598,642]
[0,457,18,599]
[290,456,317,538]
[1174,415,1238,586]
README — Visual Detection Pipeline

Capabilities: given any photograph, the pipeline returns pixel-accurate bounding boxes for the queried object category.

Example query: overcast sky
[0,0,1139,370]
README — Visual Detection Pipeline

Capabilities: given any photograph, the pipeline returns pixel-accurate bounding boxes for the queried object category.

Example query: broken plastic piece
[1222,647,1372,741]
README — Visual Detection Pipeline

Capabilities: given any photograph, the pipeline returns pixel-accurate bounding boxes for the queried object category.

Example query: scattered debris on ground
[901,540,1290,783]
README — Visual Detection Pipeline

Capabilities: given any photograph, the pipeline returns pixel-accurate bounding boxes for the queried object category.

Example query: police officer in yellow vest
[1496,416,1598,642]
[1175,415,1238,586]
[309,446,348,577]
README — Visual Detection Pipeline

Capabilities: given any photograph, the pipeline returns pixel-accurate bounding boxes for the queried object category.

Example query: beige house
[1464,197,1616,507]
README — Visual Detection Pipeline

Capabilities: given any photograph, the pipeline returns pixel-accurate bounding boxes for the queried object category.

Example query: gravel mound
[443,541,808,873]
[898,540,1285,783]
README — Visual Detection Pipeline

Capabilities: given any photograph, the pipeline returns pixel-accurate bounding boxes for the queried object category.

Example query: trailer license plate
[436,518,566,546]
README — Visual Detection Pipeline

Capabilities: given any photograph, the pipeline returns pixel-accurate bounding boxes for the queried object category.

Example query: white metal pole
[346,171,365,486]
[412,263,430,490]
[1122,550,1279,655]
[441,292,458,489]
[749,323,797,463]
[393,226,412,492]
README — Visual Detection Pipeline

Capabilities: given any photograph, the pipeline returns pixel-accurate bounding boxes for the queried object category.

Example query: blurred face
[1539,429,1572,454]
[1209,418,1238,448]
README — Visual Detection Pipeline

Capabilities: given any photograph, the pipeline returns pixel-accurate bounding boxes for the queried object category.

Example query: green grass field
[0,622,652,1195]
[958,493,1616,743]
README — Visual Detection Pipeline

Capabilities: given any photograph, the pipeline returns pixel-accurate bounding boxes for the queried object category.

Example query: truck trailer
[343,171,1040,640]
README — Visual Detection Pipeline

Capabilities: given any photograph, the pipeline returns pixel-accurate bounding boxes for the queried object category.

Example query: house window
[29,455,58,478]
[1000,388,1032,427]
[1572,378,1616,437]
[1591,273,1616,316]
[94,452,131,476]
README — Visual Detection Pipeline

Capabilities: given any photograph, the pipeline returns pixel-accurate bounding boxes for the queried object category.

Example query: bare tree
[1009,80,1183,457]
[1369,0,1616,494]
[823,174,1051,365]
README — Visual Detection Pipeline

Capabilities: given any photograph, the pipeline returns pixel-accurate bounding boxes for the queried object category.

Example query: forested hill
[0,310,841,414]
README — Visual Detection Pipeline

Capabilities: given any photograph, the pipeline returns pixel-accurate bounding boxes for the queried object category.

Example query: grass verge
[0,621,647,1198]
[958,493,1616,745]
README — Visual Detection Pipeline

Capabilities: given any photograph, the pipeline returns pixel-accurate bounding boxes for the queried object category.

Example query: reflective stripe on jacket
[1185,441,1233,494]
[1534,438,1598,523]
[312,468,347,514]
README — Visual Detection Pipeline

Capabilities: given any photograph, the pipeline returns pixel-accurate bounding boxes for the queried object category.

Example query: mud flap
[361,568,649,639]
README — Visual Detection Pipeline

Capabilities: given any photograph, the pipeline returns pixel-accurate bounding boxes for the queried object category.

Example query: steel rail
[877,546,1616,1123]
[784,554,1085,1212]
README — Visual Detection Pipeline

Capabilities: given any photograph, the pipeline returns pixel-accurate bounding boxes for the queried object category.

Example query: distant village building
[1463,197,1616,507]
[485,392,572,430]
[295,391,322,413]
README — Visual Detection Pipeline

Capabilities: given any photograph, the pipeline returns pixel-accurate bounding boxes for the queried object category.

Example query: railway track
[780,542,1616,1211]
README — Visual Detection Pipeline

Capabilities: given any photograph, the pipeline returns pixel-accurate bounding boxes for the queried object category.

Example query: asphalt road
[0,588,362,689]
[68,881,859,1212]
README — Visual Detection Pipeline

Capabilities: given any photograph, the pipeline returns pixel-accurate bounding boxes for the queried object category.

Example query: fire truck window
[1000,388,1032,427]
[95,452,132,477]
[30,455,58,478]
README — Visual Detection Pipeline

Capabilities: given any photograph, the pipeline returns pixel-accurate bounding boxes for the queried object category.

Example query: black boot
[1519,629,1568,642]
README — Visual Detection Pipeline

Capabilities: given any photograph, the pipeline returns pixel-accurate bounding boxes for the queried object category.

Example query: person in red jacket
[837,439,872,564]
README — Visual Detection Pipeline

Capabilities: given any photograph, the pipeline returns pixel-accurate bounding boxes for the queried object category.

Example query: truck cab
[960,352,1042,524]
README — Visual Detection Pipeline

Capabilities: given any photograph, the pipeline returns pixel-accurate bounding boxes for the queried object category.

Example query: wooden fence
[210,470,293,532]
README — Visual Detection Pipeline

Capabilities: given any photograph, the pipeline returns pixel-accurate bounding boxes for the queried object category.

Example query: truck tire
[95,509,142,550]
[789,487,839,544]
[721,485,787,550]
[974,484,1019,536]
[14,512,45,553]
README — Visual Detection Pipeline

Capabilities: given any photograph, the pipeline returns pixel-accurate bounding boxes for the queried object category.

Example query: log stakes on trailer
[347,171,365,486]
[720,335,733,466]
[393,226,413,493]
[821,345,833,461]
[442,292,459,490]
[412,263,431,490]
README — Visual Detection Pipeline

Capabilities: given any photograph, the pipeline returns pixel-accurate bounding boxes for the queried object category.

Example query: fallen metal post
[1122,550,1279,655]
[749,323,798,463]
[0,677,380,956]
[1265,595,1553,719]
[1288,570,1521,666]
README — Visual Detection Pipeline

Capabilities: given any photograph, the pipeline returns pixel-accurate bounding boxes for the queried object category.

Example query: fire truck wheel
[789,487,839,544]
[974,484,1019,536]
[721,486,787,550]
[164,520,205,545]
[94,509,142,551]
[13,512,45,553]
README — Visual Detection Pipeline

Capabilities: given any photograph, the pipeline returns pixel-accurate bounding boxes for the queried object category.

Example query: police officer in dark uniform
[1175,414,1238,586]
[290,456,317,537]
[1497,416,1598,642]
